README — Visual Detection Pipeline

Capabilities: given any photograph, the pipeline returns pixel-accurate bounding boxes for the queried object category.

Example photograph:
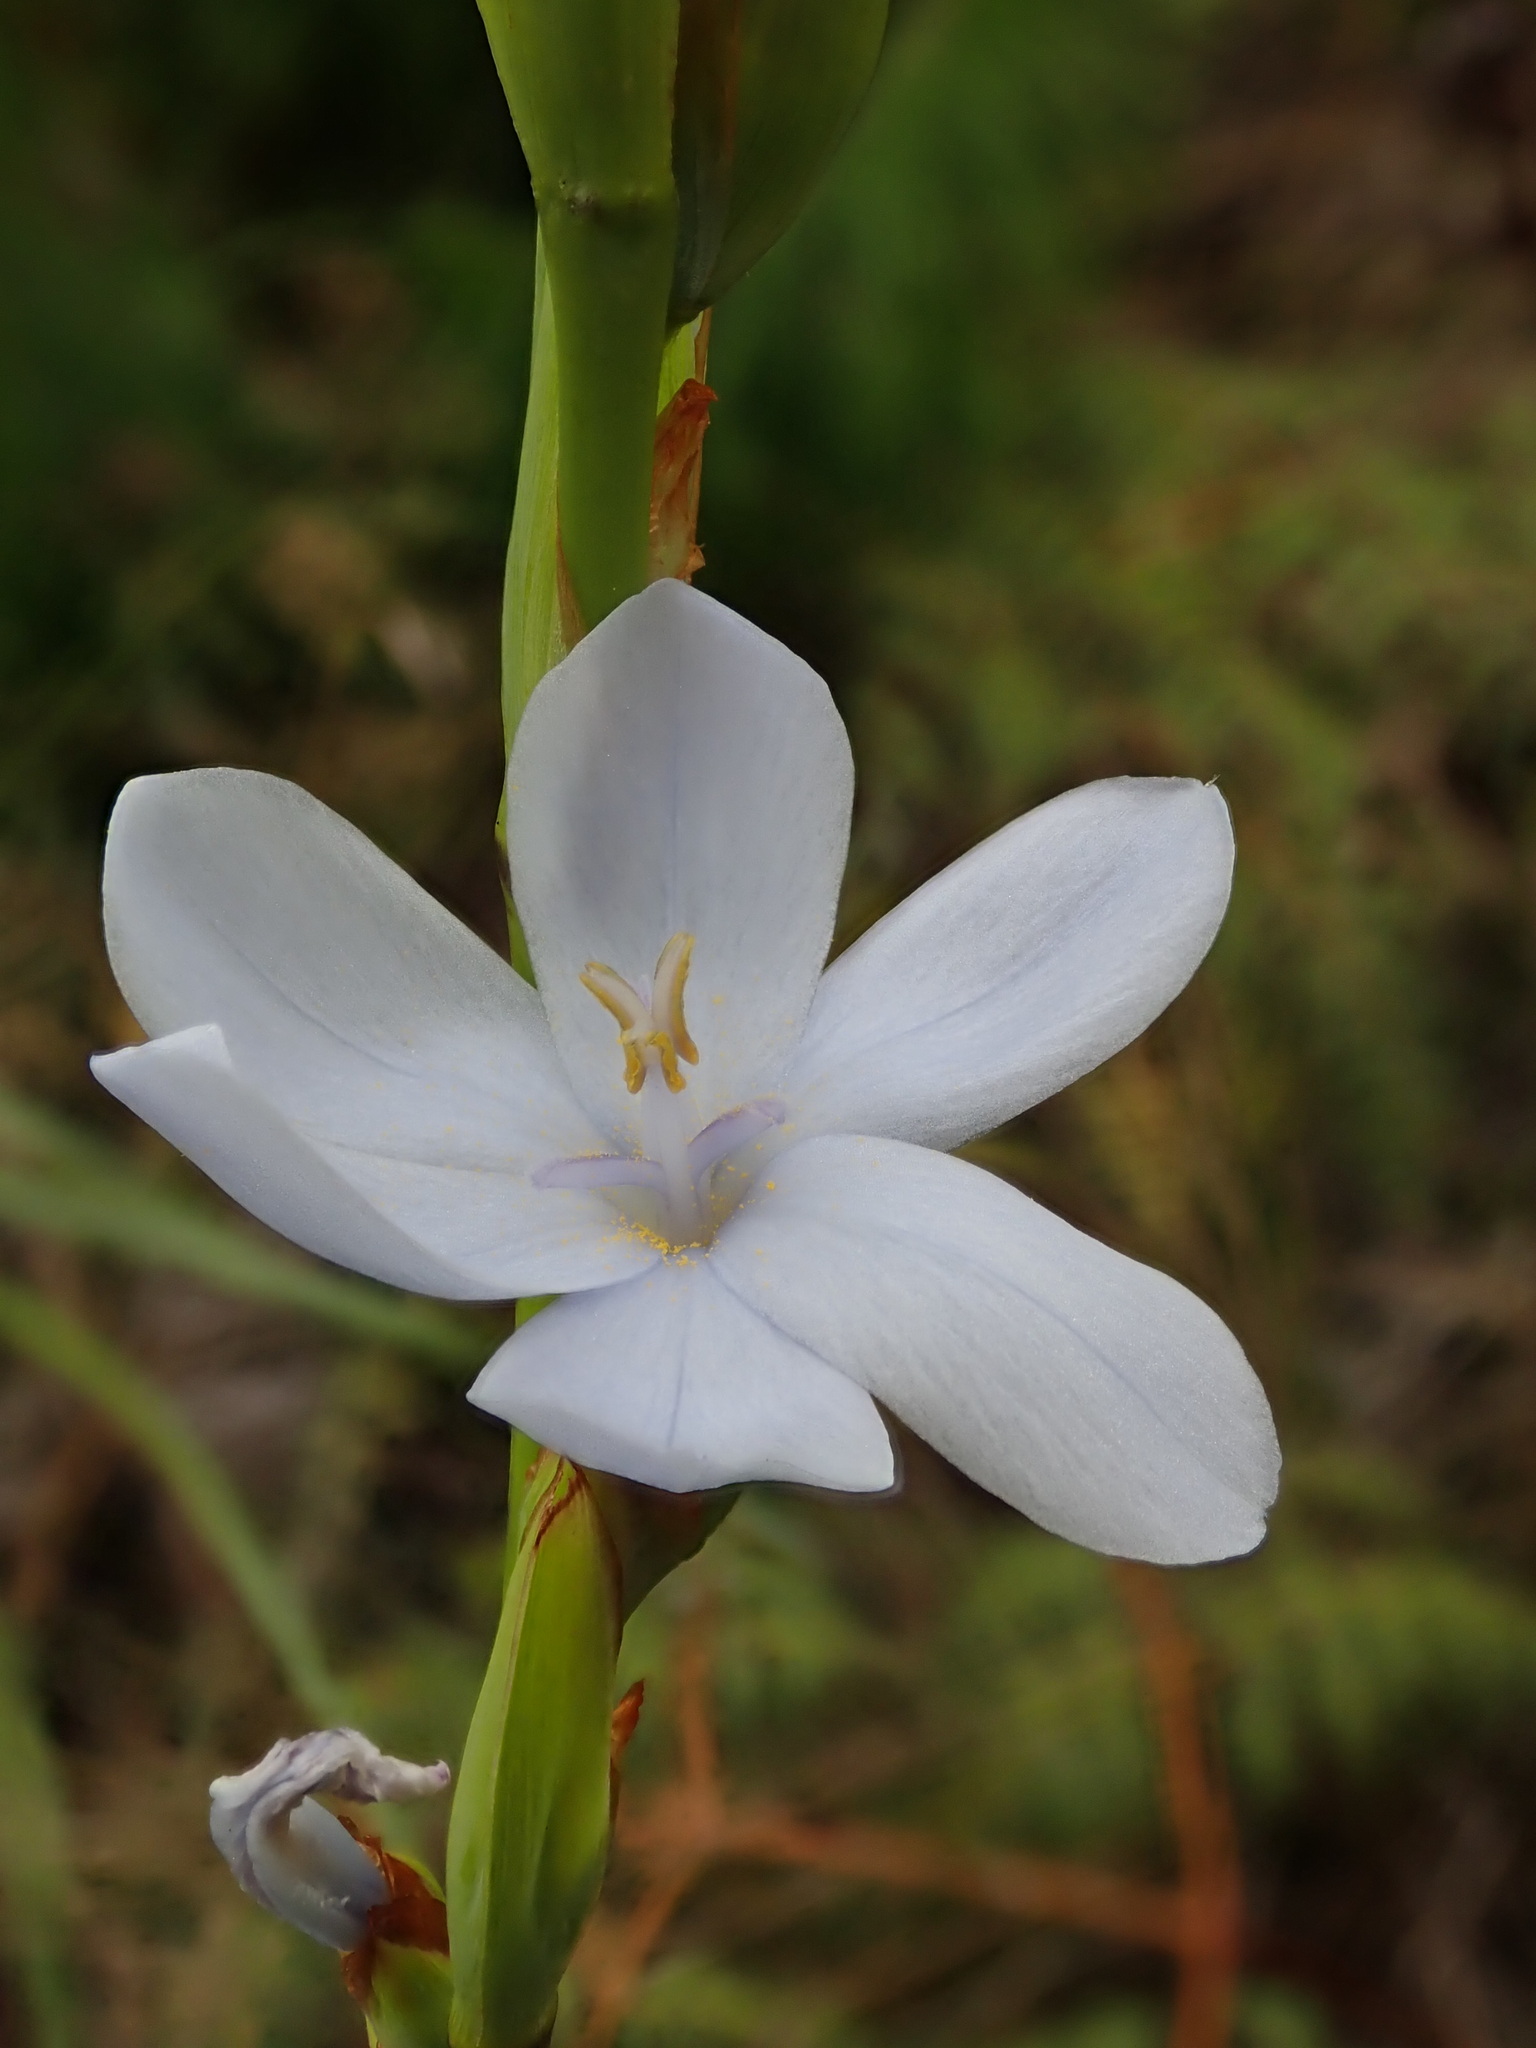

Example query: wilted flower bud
[209,1728,450,1951]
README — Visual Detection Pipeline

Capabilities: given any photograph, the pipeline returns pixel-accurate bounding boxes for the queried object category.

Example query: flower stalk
[108,6,1269,2042]
[499,261,706,760]
[486,0,891,709]
[478,0,681,633]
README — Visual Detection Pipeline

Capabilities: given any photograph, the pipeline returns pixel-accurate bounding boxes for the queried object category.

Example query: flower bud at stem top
[478,0,886,643]
[670,0,889,324]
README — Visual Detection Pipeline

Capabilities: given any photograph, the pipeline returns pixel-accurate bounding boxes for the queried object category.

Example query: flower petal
[786,778,1234,1151]
[468,1257,894,1494]
[507,583,853,1143]
[210,1728,449,1950]
[94,1027,659,1298]
[711,1135,1279,1564]
[102,767,596,1169]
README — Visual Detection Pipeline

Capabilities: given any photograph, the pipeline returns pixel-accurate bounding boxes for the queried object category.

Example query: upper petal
[468,1256,894,1495]
[785,778,1234,1152]
[94,1026,658,1299]
[507,582,853,1143]
[103,767,595,1169]
[710,1135,1279,1564]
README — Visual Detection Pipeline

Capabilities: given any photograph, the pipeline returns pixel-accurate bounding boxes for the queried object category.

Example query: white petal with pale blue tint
[469,1258,894,1494]
[785,778,1234,1153]
[90,599,1273,1568]
[710,1135,1278,1564]
[93,1027,657,1298]
[103,768,595,1170]
[507,582,853,1145]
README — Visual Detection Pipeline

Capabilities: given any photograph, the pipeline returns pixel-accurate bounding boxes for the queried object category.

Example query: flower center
[534,930,785,1249]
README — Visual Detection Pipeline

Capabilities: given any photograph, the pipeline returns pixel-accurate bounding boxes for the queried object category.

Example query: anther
[649,1031,687,1093]
[618,1034,647,1095]
[580,933,699,1095]
[651,933,699,1067]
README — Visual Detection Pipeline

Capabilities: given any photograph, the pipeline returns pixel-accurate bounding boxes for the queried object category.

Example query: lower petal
[468,1259,894,1494]
[94,1027,658,1300]
[710,1136,1279,1564]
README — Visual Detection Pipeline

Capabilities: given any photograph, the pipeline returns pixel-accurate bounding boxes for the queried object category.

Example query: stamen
[580,933,699,1096]
[532,1092,783,1251]
[651,933,699,1066]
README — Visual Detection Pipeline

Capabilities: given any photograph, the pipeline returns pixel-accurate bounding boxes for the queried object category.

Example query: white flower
[209,1728,449,1948]
[93,582,1278,1563]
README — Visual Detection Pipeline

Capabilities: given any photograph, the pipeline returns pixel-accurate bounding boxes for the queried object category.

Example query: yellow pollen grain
[622,1220,675,1255]
[619,1219,708,1262]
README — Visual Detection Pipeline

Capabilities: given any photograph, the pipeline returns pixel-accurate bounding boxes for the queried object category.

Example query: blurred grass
[0,1613,75,2048]
[0,1277,343,1724]
[2,0,1536,2041]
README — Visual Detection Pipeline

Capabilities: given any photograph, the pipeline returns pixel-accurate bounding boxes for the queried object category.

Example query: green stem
[496,246,707,980]
[459,21,725,2018]
[500,246,709,754]
[542,187,677,628]
[500,253,562,753]
[477,0,682,632]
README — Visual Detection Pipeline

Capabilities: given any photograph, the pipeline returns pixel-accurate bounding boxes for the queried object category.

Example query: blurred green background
[4,0,1536,2041]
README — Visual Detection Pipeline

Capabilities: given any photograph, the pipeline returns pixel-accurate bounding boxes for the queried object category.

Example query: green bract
[671,0,890,325]
[447,1448,618,2048]
[447,1415,738,2048]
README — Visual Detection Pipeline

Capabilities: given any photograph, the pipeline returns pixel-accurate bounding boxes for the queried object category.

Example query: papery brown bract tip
[611,1679,646,1768]
[649,380,717,583]
[337,1817,449,2009]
